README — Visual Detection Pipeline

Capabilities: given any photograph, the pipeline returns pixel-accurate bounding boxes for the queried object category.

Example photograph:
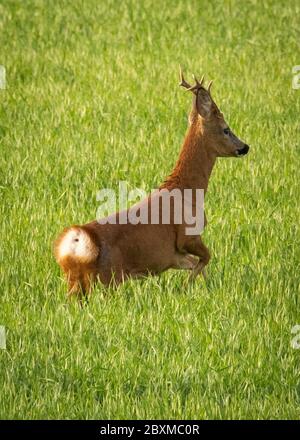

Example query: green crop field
[0,0,300,419]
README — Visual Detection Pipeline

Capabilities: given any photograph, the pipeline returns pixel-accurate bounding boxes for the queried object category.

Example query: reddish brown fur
[54,73,249,300]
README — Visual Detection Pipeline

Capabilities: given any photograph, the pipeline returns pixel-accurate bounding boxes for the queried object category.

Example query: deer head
[179,68,250,158]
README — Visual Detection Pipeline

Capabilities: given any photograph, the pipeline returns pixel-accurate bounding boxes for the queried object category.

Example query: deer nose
[243,144,249,154]
[236,144,249,156]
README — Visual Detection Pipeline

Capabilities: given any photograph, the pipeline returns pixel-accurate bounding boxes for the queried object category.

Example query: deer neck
[162,124,216,194]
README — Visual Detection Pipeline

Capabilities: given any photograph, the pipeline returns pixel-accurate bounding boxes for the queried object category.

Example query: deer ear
[195,88,213,119]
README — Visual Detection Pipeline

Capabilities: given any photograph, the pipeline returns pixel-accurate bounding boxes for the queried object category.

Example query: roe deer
[54,69,250,301]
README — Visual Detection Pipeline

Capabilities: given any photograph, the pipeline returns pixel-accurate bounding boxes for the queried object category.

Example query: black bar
[0,420,299,438]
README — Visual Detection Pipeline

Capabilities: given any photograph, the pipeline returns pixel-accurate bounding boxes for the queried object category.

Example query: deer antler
[179,67,206,95]
[193,74,205,87]
[179,66,193,90]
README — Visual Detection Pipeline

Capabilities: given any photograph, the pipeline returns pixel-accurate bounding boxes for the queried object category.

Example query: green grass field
[1,0,300,419]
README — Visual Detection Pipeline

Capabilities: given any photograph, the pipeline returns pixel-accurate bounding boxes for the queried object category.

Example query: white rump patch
[57,227,98,263]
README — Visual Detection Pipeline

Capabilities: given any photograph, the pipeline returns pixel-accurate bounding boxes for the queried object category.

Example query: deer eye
[223,128,230,135]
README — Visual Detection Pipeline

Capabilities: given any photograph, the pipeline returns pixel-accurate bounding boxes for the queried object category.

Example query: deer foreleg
[179,236,210,280]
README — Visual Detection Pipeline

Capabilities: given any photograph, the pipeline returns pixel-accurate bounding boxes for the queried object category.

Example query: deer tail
[54,225,99,298]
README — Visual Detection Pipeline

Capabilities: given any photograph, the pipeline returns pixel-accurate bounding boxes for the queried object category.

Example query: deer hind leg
[66,271,94,305]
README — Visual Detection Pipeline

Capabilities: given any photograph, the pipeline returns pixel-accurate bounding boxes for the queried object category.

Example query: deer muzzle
[235,144,250,157]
